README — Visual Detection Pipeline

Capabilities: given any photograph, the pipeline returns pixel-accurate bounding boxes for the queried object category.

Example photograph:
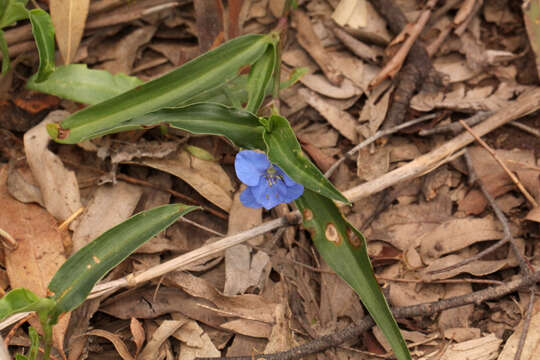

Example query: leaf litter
[1,0,540,359]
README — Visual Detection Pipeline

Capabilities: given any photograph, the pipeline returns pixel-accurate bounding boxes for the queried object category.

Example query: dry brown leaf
[139,320,184,360]
[130,317,145,357]
[98,26,157,75]
[359,82,392,134]
[368,194,453,251]
[85,329,134,360]
[165,272,277,324]
[498,311,540,360]
[264,304,296,353]
[418,216,507,263]
[424,254,514,281]
[294,10,343,85]
[225,334,267,357]
[333,1,391,44]
[0,165,70,355]
[332,0,367,29]
[330,51,368,91]
[300,74,361,99]
[319,261,364,332]
[444,328,482,342]
[66,299,101,360]
[297,122,339,149]
[132,149,234,212]
[300,88,358,143]
[440,333,501,360]
[49,0,90,64]
[6,160,44,206]
[356,147,389,181]
[220,319,272,338]
[438,283,473,330]
[170,313,220,359]
[71,181,143,252]
[23,111,82,221]
[224,189,264,294]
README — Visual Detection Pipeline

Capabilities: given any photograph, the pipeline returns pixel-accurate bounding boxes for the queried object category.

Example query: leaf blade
[48,204,199,316]
[51,33,276,144]
[49,0,89,64]
[295,190,411,360]
[263,114,349,203]
[28,9,55,82]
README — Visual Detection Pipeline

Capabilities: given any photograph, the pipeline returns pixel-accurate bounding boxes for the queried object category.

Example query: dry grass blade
[49,0,90,64]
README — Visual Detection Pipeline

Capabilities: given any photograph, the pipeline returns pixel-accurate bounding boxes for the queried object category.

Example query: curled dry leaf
[439,334,502,360]
[131,149,234,212]
[85,329,134,360]
[23,111,82,221]
[498,312,540,360]
[300,73,361,99]
[130,317,145,357]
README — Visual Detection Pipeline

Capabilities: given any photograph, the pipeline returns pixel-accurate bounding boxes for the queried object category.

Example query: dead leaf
[139,320,184,360]
[294,10,343,85]
[86,329,134,360]
[132,149,234,212]
[439,333,501,360]
[438,283,473,330]
[419,216,508,263]
[165,272,277,324]
[6,160,44,206]
[49,0,90,64]
[130,318,145,357]
[0,165,70,356]
[71,181,143,252]
[332,0,367,29]
[300,74,361,99]
[333,1,391,44]
[498,311,540,360]
[300,88,358,143]
[220,319,272,338]
[170,313,220,359]
[356,147,389,181]
[23,111,82,221]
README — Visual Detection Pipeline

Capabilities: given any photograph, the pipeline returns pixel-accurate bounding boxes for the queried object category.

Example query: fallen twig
[343,88,540,203]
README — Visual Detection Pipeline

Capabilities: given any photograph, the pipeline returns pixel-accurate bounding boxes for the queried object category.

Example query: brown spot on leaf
[347,227,363,248]
[93,255,100,264]
[303,208,313,221]
[325,223,341,244]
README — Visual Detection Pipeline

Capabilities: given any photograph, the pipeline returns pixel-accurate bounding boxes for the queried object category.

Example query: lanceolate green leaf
[28,9,55,82]
[295,190,411,360]
[263,114,349,204]
[49,33,277,144]
[245,45,276,113]
[50,103,266,149]
[27,64,143,105]
[48,204,199,318]
[0,288,55,321]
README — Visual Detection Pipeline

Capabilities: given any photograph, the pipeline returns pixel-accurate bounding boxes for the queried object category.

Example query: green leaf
[245,45,276,113]
[27,64,144,105]
[49,103,266,150]
[295,190,411,360]
[0,29,9,75]
[28,9,55,82]
[50,33,277,144]
[48,204,199,317]
[0,288,55,321]
[0,0,28,28]
[263,114,349,204]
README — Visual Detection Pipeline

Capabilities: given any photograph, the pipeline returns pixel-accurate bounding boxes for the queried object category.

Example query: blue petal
[251,179,287,210]
[235,150,270,186]
[240,187,262,208]
[275,166,298,187]
[282,183,304,202]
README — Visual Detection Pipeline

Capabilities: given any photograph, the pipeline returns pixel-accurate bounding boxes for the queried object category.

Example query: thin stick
[195,270,540,360]
[324,113,437,178]
[514,289,536,360]
[343,88,540,203]
[458,119,538,207]
[0,228,17,250]
[418,111,492,136]
[508,121,540,137]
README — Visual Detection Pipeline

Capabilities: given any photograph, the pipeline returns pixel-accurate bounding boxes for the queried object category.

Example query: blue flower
[235,150,304,210]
